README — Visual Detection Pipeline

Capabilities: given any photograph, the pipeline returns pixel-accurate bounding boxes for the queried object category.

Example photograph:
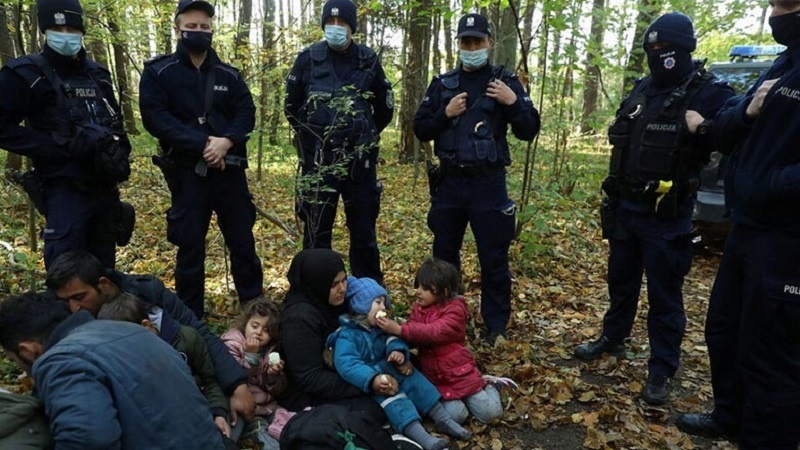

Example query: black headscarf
[285,249,348,329]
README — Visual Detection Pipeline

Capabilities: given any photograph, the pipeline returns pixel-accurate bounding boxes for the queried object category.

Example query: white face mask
[460,48,489,70]
[324,24,349,49]
[46,30,83,57]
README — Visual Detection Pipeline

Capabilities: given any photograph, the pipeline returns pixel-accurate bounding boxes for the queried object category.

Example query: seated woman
[278,248,385,419]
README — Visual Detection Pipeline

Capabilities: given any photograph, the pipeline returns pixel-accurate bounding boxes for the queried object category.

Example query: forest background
[0,0,777,448]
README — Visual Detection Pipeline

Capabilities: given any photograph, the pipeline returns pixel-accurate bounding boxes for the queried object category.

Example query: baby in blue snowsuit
[327,276,472,450]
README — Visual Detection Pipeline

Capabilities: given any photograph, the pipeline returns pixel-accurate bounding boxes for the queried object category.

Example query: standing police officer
[413,13,540,345]
[573,13,734,405]
[0,0,132,269]
[139,0,263,318]
[285,0,394,284]
[676,2,800,447]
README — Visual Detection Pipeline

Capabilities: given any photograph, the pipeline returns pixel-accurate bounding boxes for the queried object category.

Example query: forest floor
[0,136,737,449]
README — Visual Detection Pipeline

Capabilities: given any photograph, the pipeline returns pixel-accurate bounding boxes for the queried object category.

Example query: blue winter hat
[346,276,389,315]
[37,0,84,33]
[320,0,357,33]
[643,12,697,52]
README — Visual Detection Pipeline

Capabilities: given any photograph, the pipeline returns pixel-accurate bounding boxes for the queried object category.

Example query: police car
[693,45,785,246]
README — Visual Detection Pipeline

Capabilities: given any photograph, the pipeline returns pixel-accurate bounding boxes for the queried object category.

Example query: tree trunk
[0,5,16,63]
[109,20,138,135]
[580,0,605,133]
[493,4,518,70]
[622,0,663,94]
[522,0,536,61]
[235,0,253,76]
[443,6,454,70]
[25,2,39,53]
[431,10,441,74]
[398,0,432,163]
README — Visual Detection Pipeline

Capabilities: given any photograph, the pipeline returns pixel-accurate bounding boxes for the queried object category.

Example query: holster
[426,160,441,198]
[116,201,136,246]
[600,196,617,240]
[152,153,180,195]
[11,170,47,215]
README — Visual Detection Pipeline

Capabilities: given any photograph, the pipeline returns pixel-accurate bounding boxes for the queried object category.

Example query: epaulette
[4,55,38,70]
[85,58,111,75]
[436,67,459,80]
[143,53,172,67]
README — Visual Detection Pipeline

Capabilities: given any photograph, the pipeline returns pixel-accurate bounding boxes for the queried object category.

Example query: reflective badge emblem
[332,7,339,16]
[54,12,66,25]
[647,30,658,44]
[466,17,474,27]
[386,90,394,109]
[663,56,676,70]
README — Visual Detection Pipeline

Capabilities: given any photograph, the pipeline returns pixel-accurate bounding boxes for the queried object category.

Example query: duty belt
[440,165,504,178]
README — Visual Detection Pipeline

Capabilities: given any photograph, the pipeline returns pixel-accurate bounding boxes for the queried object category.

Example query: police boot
[674,412,732,439]
[642,374,672,405]
[574,336,625,361]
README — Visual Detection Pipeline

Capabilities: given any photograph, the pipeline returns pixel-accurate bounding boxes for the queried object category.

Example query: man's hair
[234,297,281,347]
[414,258,462,301]
[0,292,69,351]
[45,251,106,291]
[97,293,148,324]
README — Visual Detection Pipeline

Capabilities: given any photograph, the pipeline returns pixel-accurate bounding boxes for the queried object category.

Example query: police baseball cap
[175,0,215,18]
[37,0,84,33]
[457,13,492,39]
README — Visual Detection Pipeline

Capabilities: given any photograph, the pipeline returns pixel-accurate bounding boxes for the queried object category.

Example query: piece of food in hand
[380,374,389,383]
[376,311,388,319]
[268,352,281,365]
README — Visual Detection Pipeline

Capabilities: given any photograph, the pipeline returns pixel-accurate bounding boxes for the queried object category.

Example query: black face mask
[180,30,213,53]
[769,11,800,46]
[647,46,693,87]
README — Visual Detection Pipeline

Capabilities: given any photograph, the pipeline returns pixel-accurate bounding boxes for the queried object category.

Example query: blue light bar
[729,45,786,58]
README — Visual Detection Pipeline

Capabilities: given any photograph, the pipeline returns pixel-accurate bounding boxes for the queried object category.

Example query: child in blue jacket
[327,276,471,450]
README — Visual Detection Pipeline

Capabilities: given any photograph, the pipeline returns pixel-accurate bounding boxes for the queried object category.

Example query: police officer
[413,13,540,345]
[573,13,734,405]
[676,2,800,447]
[139,0,263,318]
[285,0,394,284]
[0,0,132,269]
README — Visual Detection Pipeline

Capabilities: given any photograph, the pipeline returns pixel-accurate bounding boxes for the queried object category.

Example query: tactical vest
[435,65,512,167]
[608,69,714,190]
[301,41,379,151]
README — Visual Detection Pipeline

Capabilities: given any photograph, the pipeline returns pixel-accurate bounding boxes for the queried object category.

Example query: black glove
[69,123,113,159]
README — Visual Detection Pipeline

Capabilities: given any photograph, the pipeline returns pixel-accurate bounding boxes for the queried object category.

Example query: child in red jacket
[378,258,514,423]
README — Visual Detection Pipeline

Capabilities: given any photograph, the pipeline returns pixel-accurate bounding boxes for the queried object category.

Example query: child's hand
[396,360,414,376]
[377,317,402,335]
[214,416,231,438]
[372,374,398,395]
[387,350,405,365]
[267,359,284,376]
[244,335,263,353]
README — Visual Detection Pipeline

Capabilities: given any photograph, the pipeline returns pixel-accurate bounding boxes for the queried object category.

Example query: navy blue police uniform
[689,43,800,449]
[413,15,540,339]
[0,33,131,269]
[575,12,735,405]
[285,6,393,284]
[139,35,263,318]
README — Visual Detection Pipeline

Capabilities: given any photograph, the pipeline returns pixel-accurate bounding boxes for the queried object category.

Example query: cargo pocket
[762,253,800,407]
[166,207,184,246]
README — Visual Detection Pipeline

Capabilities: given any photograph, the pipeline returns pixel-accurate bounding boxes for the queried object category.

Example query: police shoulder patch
[143,54,172,67]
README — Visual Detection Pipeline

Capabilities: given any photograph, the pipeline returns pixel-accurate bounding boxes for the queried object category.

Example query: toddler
[328,276,471,450]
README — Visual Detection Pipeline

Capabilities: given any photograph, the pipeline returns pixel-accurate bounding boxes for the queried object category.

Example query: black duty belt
[440,165,504,178]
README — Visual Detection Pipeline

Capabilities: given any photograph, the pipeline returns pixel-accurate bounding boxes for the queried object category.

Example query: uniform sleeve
[35,354,122,450]
[502,75,540,142]
[281,306,363,399]
[184,327,229,418]
[369,60,394,133]
[400,305,467,347]
[0,67,71,161]
[138,64,207,156]
[220,70,255,146]
[332,332,377,394]
[284,52,307,132]
[413,78,452,142]
[686,81,736,157]
[155,280,248,394]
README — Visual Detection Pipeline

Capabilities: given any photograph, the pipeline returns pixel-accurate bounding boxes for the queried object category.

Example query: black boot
[574,336,625,360]
[675,412,731,439]
[642,374,672,405]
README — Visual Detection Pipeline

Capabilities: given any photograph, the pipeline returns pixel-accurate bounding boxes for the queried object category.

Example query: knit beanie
[37,0,84,33]
[346,276,389,315]
[320,0,357,33]
[642,12,696,52]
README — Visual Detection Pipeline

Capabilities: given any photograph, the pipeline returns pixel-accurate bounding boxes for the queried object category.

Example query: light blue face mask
[46,30,83,57]
[324,25,349,50]
[460,48,489,70]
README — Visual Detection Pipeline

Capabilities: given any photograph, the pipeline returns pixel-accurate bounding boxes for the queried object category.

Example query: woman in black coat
[278,248,385,419]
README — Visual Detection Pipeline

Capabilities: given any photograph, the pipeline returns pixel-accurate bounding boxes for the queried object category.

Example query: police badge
[466,17,474,27]
[647,30,658,44]
[332,7,339,16]
[54,12,66,25]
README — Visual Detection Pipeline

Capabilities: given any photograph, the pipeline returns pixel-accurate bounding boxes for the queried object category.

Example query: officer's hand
[203,136,233,166]
[229,383,256,425]
[70,123,112,158]
[445,92,468,118]
[486,79,517,106]
[746,78,779,119]
[685,110,705,134]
